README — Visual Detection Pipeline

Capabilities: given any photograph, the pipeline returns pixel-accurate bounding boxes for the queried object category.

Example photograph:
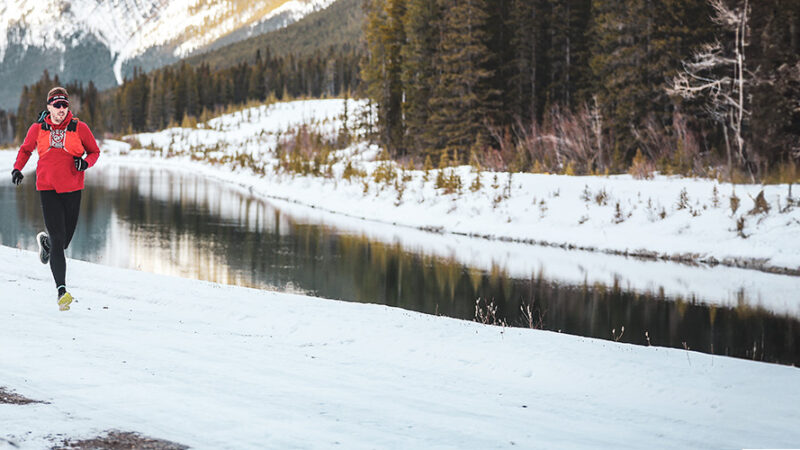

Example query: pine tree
[363,0,403,154]
[508,0,545,124]
[146,72,165,131]
[747,0,800,167]
[484,0,514,131]
[383,0,407,155]
[429,0,496,158]
[402,0,440,158]
[590,0,660,168]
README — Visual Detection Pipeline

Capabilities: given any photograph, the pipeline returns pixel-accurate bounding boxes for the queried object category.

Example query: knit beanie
[47,87,69,105]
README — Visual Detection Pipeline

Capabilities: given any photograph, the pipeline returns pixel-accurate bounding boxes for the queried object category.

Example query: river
[1,163,798,365]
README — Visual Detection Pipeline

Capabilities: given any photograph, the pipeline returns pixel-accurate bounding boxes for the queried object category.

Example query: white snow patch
[0,245,799,448]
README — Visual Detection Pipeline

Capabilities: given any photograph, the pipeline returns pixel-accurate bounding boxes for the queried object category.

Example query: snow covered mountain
[0,0,335,109]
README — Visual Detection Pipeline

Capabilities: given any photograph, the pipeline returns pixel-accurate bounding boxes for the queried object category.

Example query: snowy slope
[113,99,800,277]
[0,245,799,449]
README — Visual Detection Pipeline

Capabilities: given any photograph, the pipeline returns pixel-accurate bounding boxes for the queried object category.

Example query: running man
[11,87,101,310]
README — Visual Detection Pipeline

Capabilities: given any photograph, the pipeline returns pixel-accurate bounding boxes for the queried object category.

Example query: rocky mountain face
[0,0,334,109]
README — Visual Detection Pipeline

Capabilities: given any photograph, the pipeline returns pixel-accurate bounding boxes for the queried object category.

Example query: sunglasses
[51,101,69,109]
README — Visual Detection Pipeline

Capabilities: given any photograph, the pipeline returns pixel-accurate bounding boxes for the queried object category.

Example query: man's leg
[40,190,67,290]
[62,190,82,249]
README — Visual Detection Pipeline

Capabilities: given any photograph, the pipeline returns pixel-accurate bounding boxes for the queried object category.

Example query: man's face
[47,100,69,124]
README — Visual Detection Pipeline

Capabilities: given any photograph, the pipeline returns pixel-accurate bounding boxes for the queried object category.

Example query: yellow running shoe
[58,292,73,311]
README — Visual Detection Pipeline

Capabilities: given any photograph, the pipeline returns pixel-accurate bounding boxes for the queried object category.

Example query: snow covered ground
[1,245,799,449]
[2,99,800,448]
[113,99,800,276]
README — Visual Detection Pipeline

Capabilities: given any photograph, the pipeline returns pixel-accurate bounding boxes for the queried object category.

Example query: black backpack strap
[40,121,51,131]
[67,119,78,132]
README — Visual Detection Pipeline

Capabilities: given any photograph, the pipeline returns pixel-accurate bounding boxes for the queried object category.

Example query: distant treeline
[363,0,800,179]
[9,45,361,140]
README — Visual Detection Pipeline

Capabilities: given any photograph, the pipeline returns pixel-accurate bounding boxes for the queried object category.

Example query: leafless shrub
[547,104,603,174]
[612,326,625,342]
[488,101,606,175]
[631,111,703,176]
[275,125,338,177]
[629,149,656,179]
[519,301,546,329]
[475,298,507,327]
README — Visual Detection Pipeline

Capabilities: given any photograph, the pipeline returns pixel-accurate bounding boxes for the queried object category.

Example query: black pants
[40,190,81,289]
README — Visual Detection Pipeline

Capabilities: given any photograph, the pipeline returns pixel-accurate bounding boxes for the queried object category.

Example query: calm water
[2,165,798,365]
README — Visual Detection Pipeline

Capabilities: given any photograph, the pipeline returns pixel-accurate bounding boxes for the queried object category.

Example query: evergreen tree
[590,0,652,167]
[508,0,545,124]
[484,0,514,130]
[362,0,406,155]
[748,0,800,166]
[402,0,440,157]
[81,81,103,136]
[429,0,496,157]
[146,72,165,131]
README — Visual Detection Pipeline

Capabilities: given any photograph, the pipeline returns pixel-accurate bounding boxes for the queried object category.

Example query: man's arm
[13,124,39,171]
[77,121,100,167]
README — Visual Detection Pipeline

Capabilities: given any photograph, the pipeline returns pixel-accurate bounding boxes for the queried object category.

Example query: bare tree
[668,0,754,180]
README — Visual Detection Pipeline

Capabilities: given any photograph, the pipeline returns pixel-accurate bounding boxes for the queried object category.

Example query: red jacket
[14,111,101,193]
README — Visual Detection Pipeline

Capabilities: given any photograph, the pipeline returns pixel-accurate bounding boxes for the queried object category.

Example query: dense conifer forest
[3,0,798,182]
[9,46,361,139]
[363,0,799,180]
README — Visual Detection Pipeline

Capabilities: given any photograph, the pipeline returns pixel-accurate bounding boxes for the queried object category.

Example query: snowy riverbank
[1,244,799,448]
[5,99,800,275]
[115,99,800,275]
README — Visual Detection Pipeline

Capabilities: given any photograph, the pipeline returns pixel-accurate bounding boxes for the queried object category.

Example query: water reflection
[1,164,798,365]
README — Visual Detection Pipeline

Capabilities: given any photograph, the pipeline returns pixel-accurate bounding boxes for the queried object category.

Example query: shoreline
[98,150,800,278]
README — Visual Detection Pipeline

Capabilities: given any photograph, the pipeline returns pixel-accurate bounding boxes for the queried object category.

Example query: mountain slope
[185,0,363,70]
[0,0,335,109]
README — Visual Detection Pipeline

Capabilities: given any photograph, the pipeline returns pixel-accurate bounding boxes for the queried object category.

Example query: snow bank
[0,245,799,448]
[116,99,800,275]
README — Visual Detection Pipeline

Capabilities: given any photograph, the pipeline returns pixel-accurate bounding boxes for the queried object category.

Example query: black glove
[74,157,88,172]
[11,169,23,185]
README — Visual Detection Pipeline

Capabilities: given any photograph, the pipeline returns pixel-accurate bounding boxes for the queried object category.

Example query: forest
[2,0,798,182]
[363,0,800,181]
[6,45,361,141]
